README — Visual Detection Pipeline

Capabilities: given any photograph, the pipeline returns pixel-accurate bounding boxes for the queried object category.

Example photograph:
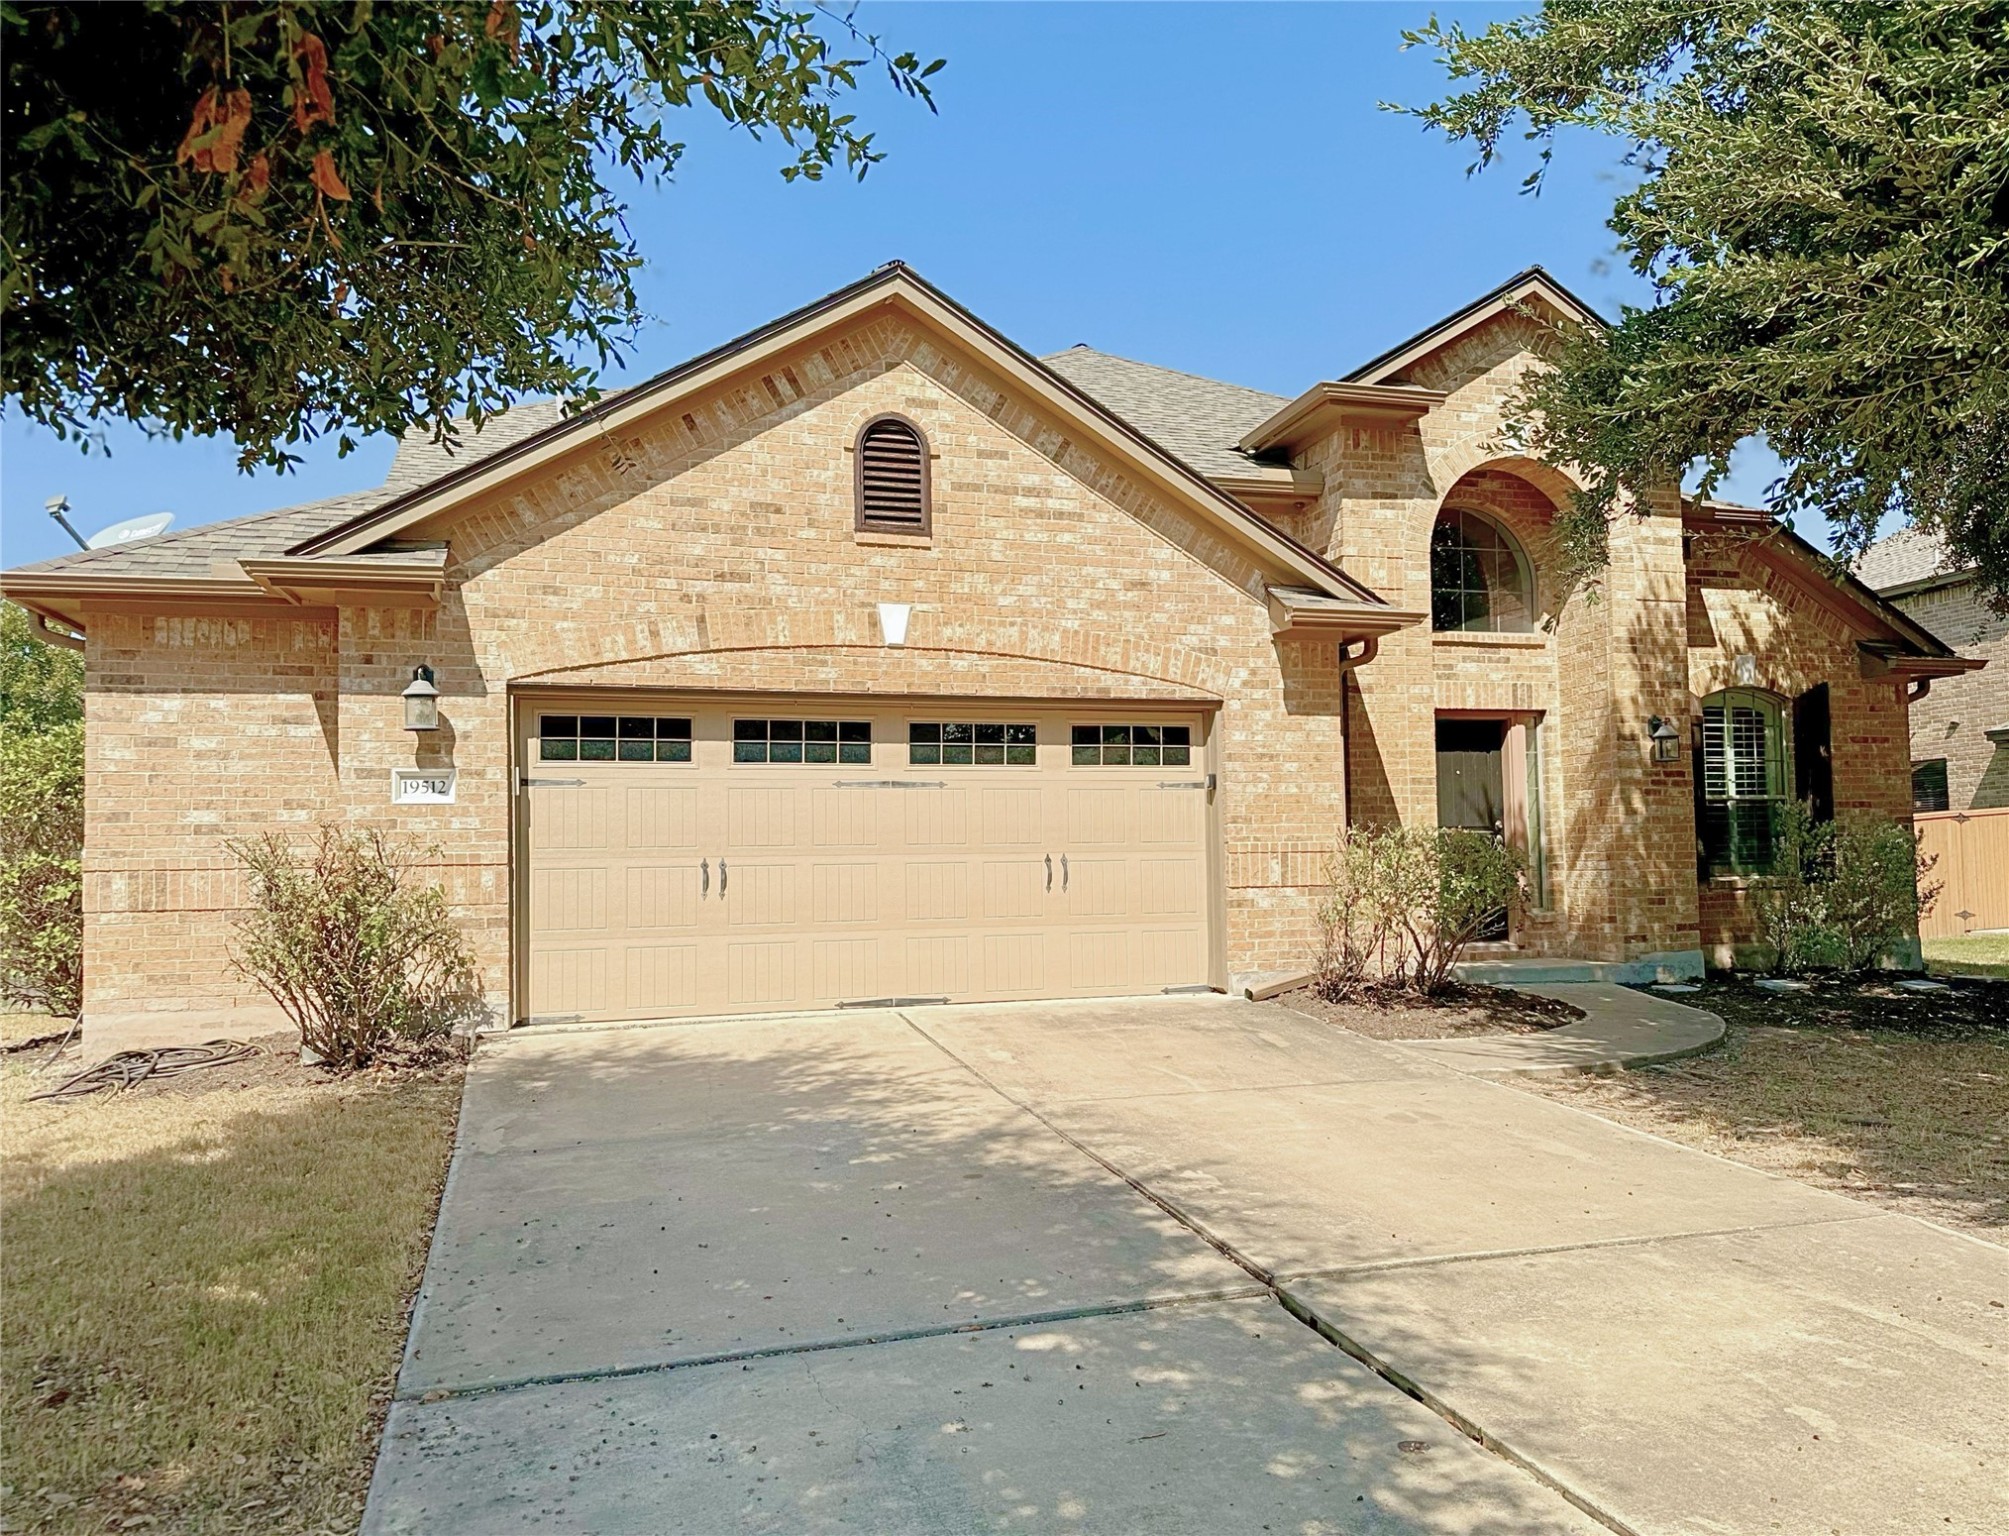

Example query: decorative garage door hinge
[1155,774,1217,791]
[519,774,586,788]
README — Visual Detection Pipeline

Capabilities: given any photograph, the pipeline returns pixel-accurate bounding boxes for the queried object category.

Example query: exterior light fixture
[402,664,440,732]
[1648,715,1681,764]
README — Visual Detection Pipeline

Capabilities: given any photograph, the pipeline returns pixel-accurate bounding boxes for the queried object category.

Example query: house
[1855,528,2009,813]
[3,264,1977,1048]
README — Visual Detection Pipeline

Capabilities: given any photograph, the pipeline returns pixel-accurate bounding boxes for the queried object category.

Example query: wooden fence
[1915,806,2009,938]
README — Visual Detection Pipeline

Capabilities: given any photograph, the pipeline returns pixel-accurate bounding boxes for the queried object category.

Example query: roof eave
[1239,382,1447,455]
[1265,585,1426,641]
[1685,507,1961,661]
[239,556,445,607]
[1342,267,1607,387]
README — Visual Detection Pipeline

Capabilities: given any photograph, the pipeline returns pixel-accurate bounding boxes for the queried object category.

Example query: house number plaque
[391,768,457,805]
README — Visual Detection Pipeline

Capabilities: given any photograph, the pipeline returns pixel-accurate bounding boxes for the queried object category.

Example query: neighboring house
[2,265,1976,1048]
[1855,528,2009,813]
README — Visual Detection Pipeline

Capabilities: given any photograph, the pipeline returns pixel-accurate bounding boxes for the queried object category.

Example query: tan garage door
[519,702,1213,1024]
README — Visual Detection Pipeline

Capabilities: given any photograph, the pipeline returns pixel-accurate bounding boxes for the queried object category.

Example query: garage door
[519,702,1213,1024]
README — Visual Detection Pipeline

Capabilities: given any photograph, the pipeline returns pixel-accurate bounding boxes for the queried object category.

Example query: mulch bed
[1661,973,2009,1041]
[1266,982,1583,1040]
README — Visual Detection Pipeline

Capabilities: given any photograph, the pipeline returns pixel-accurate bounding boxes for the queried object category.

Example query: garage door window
[734,718,871,764]
[1071,724,1191,767]
[910,722,1036,766]
[539,714,692,762]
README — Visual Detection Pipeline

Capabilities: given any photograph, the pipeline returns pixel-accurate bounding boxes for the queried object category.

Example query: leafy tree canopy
[1401,1,2009,602]
[1,600,84,733]
[2,1,941,469]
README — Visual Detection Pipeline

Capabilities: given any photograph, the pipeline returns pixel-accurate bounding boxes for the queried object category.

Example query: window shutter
[855,417,930,533]
[1792,684,1833,822]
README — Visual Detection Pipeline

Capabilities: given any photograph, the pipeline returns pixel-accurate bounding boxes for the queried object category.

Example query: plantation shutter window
[854,415,932,534]
[1698,688,1790,875]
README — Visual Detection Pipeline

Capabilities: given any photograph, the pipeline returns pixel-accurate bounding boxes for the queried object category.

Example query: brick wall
[1890,577,2009,809]
[78,312,1353,1043]
[1291,312,1703,969]
[1685,531,1916,965]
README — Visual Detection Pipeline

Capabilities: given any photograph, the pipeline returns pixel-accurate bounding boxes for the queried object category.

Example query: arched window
[854,414,931,535]
[1430,508,1533,632]
[1698,688,1790,874]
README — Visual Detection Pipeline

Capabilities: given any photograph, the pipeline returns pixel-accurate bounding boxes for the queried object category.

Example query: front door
[1435,717,1509,941]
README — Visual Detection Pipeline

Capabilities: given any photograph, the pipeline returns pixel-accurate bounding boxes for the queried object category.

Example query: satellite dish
[85,512,175,549]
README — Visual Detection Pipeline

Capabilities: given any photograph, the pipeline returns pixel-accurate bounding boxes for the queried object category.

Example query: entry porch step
[1453,952,1705,986]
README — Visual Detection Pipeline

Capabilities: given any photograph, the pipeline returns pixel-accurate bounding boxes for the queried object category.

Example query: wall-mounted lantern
[402,664,440,732]
[1647,715,1681,764]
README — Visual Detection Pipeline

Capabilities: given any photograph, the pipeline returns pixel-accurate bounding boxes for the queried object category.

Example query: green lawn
[1,1022,460,1535]
[1924,933,2009,979]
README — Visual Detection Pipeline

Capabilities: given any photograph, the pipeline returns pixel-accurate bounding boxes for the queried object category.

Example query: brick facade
[42,276,1946,1045]
[1887,577,2009,811]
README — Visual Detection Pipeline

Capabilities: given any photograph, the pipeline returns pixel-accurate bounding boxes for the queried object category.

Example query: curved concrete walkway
[1396,982,1725,1077]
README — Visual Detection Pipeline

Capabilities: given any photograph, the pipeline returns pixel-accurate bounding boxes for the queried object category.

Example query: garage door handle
[1061,854,1069,892]
[719,857,728,898]
[701,859,710,899]
[1045,853,1053,892]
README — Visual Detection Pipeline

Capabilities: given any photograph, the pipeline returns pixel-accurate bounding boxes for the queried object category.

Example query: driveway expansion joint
[396,1284,1274,1407]
[896,1008,1637,1536]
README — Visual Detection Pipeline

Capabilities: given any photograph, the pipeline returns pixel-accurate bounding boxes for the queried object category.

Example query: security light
[402,665,440,732]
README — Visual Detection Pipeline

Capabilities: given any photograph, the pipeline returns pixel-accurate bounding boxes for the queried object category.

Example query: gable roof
[283,262,1389,606]
[1344,265,1606,386]
[4,264,1410,630]
[1853,526,1969,595]
[1684,500,1969,669]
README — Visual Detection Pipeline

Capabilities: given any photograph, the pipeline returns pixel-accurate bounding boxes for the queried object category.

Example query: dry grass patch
[1,1018,461,1535]
[1518,981,2009,1241]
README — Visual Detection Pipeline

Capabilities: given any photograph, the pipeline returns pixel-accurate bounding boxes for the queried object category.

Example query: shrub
[1315,824,1525,998]
[0,720,84,1016]
[1315,825,1431,995]
[1825,815,1938,971]
[1410,829,1527,995]
[230,826,482,1069]
[1750,804,1936,974]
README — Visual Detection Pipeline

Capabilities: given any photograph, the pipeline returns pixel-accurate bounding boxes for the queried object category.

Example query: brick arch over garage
[500,608,1236,700]
[512,643,1223,703]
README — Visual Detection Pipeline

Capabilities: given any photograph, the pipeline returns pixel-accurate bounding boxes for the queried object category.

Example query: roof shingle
[1854,527,1967,592]
[1039,346,1287,481]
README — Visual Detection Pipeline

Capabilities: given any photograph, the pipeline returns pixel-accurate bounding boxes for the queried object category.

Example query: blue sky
[1,1,1790,570]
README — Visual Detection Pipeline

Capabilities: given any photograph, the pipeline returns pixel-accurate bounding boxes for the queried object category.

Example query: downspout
[1335,637,1379,830]
[1907,677,1930,703]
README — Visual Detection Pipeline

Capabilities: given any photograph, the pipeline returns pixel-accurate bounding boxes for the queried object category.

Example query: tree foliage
[1401,1,2009,602]
[0,601,85,1017]
[1,599,84,733]
[2,1,941,468]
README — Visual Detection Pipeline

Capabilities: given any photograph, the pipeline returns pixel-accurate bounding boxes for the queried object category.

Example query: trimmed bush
[1750,804,1936,974]
[230,826,481,1069]
[1315,824,1524,998]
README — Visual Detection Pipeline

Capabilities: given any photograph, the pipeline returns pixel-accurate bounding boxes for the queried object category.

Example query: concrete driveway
[365,995,2007,1535]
